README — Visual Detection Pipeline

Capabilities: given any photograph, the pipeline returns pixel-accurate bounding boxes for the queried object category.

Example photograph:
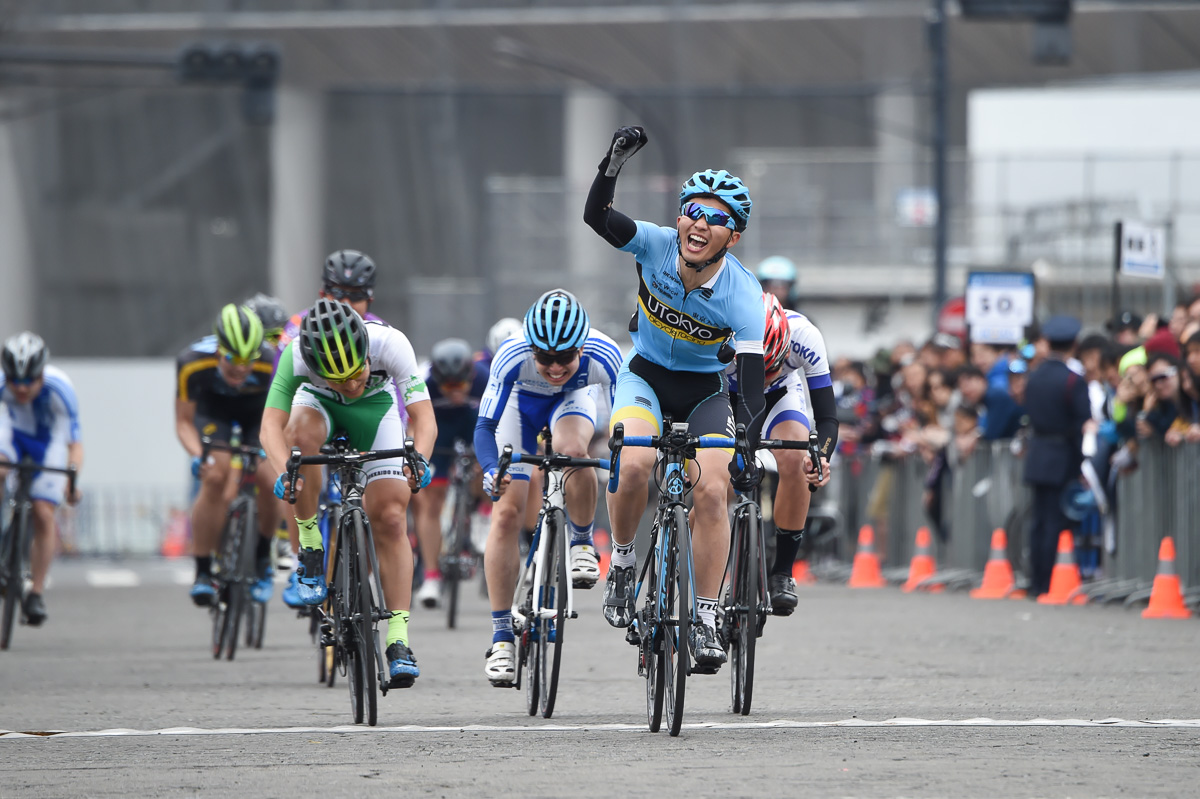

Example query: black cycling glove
[600,126,647,177]
[729,457,763,493]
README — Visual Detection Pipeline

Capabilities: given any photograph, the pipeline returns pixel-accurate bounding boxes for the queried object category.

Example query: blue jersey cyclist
[583,125,768,673]
[728,294,838,615]
[475,290,622,687]
[0,333,83,628]
[410,338,488,610]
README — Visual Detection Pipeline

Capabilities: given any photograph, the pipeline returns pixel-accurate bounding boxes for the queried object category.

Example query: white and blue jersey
[620,222,765,373]
[728,310,832,436]
[0,365,81,504]
[474,331,622,479]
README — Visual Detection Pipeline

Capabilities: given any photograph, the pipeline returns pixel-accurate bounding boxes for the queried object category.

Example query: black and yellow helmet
[298,299,369,380]
[214,303,264,362]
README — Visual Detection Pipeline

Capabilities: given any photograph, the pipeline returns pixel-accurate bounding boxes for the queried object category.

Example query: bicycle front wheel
[730,505,760,715]
[0,504,28,651]
[350,511,378,726]
[664,504,691,737]
[444,490,470,630]
[538,508,568,719]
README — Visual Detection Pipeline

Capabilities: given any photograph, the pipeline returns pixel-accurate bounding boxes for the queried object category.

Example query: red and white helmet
[762,293,790,375]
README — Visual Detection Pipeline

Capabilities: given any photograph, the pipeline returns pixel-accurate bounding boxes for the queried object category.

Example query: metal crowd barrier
[805,438,1199,598]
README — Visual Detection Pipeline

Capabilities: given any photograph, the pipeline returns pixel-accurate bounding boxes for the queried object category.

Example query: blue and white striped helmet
[523,289,590,352]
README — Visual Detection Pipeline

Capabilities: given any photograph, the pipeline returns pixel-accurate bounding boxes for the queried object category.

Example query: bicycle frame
[513,464,574,627]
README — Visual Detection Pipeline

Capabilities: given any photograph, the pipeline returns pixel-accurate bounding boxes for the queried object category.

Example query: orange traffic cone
[970,529,1025,599]
[902,526,941,593]
[161,509,189,559]
[792,558,816,586]
[1142,537,1192,619]
[1037,531,1087,605]
[594,529,611,579]
[848,525,886,588]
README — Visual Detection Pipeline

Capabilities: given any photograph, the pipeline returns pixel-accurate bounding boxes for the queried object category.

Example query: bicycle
[493,432,609,719]
[309,464,342,688]
[607,419,736,737]
[0,458,76,651]
[439,439,480,630]
[284,434,425,727]
[722,427,817,715]
[201,433,269,661]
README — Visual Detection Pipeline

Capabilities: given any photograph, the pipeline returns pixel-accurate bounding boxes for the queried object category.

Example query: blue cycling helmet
[524,289,589,352]
[756,256,797,284]
[679,169,753,232]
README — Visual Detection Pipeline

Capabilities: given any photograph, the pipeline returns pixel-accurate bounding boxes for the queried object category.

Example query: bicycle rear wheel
[730,506,760,715]
[0,505,27,651]
[334,515,363,724]
[350,511,378,726]
[444,488,470,630]
[245,599,266,650]
[664,504,690,737]
[539,508,568,719]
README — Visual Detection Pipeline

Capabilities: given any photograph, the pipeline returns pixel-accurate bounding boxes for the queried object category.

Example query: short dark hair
[958,365,985,382]
[1077,334,1109,357]
[1186,332,1200,351]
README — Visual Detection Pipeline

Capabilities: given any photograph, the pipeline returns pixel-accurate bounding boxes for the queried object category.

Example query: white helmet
[486,317,524,355]
[2,332,48,383]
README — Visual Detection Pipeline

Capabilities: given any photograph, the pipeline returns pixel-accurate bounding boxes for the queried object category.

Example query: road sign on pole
[1116,220,1166,280]
[965,271,1035,345]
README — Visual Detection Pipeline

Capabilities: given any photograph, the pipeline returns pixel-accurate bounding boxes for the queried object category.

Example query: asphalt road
[2,558,1199,797]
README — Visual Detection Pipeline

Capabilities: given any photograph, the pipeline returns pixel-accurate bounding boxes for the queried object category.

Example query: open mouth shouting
[685,232,710,254]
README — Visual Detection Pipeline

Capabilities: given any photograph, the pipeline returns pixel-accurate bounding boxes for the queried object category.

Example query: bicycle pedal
[624,625,641,647]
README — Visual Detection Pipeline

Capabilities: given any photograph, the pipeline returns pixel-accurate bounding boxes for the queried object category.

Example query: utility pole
[929,0,949,326]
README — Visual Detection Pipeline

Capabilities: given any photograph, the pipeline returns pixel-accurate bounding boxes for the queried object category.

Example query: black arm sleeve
[583,163,637,248]
[809,384,839,460]
[734,353,767,450]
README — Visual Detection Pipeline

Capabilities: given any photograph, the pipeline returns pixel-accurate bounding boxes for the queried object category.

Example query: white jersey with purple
[0,365,81,504]
[728,310,832,436]
[475,331,622,481]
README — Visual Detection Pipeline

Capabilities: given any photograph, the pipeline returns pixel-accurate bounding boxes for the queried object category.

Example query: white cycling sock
[611,539,636,569]
[696,596,718,630]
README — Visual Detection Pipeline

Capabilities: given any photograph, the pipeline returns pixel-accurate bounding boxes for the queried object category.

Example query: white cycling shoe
[570,544,600,589]
[485,641,517,687]
[416,576,441,609]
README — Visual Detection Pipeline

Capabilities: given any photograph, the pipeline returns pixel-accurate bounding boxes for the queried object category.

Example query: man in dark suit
[1023,315,1091,597]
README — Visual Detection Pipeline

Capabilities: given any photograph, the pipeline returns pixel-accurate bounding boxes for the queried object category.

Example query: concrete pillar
[269,86,326,316]
[874,88,921,260]
[0,108,34,340]
[564,88,619,325]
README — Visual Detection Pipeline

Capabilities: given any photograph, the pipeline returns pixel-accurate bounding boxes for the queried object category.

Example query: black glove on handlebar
[729,458,762,493]
[600,126,647,176]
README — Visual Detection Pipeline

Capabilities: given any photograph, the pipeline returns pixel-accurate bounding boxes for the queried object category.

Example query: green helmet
[298,298,369,380]
[214,303,264,362]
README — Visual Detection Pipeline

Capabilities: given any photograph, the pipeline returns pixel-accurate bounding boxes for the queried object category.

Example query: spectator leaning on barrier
[957,364,1021,440]
[1137,353,1182,443]
[1023,315,1090,599]
[1170,359,1200,446]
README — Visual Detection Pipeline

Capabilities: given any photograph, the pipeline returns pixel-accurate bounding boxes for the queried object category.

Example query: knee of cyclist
[616,455,653,488]
[489,503,524,536]
[198,462,229,491]
[372,503,408,538]
[691,478,728,513]
[773,448,806,479]
[32,500,57,527]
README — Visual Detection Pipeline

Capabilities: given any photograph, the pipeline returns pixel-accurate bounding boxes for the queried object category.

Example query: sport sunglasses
[325,285,373,302]
[532,348,579,366]
[218,347,255,366]
[681,201,736,230]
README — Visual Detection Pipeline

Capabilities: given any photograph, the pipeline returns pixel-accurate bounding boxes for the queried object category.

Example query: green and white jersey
[266,319,430,411]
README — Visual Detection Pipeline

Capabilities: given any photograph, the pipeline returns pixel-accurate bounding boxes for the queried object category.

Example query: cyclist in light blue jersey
[475,290,622,686]
[583,125,767,673]
[0,333,83,627]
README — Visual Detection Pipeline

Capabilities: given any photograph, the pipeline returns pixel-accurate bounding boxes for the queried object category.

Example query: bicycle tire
[445,485,470,630]
[518,553,539,715]
[225,500,258,661]
[0,503,27,651]
[539,508,568,719]
[732,506,760,716]
[644,512,665,732]
[212,504,241,660]
[338,512,364,724]
[352,511,378,726]
[246,600,266,650]
[665,504,690,737]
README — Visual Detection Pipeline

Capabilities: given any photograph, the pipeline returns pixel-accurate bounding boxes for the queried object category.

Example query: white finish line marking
[4,718,1200,739]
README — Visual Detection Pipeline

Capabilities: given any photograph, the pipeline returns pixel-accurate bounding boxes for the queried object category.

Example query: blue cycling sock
[568,518,594,547]
[491,610,514,644]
